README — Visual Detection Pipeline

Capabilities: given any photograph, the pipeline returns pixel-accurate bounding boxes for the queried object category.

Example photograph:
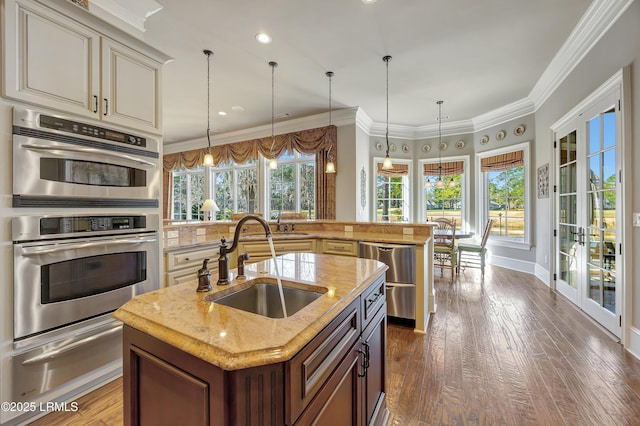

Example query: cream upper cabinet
[3,0,163,134]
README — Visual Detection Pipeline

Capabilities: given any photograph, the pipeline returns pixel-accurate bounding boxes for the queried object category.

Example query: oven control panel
[42,216,147,235]
[39,114,147,147]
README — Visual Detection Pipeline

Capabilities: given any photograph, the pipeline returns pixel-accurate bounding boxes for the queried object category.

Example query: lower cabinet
[122,276,387,426]
[238,239,316,263]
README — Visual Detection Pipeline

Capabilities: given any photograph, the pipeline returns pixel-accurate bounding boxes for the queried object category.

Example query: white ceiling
[142,0,592,144]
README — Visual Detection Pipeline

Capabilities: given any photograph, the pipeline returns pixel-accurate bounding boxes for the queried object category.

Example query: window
[267,151,315,220]
[210,160,258,220]
[375,160,410,222]
[172,166,205,220]
[477,143,530,245]
[422,159,466,230]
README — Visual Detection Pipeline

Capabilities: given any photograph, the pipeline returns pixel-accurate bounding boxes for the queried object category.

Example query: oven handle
[21,324,122,366]
[21,236,158,256]
[21,143,156,167]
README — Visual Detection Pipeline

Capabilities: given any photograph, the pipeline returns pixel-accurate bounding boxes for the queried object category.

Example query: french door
[555,89,621,337]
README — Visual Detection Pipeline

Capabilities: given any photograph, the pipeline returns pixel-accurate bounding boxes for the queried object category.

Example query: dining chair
[433,218,457,279]
[457,219,494,277]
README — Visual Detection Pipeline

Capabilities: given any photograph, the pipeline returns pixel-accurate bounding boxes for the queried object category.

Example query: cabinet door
[101,38,161,133]
[361,306,387,426]
[294,342,361,426]
[4,0,100,116]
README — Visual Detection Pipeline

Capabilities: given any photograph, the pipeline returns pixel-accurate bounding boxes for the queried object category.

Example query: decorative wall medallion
[422,144,431,152]
[68,0,89,10]
[360,167,367,209]
[439,142,447,150]
[402,144,410,153]
[455,140,465,149]
[537,163,549,199]
[390,143,397,152]
[514,124,526,136]
[375,142,383,151]
[480,135,489,145]
[496,130,506,141]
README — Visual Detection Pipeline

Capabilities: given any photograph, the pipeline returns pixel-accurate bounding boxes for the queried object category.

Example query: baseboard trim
[627,327,640,361]
[489,254,536,275]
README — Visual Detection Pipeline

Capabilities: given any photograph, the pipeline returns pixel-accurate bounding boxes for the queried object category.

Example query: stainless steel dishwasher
[358,242,416,321]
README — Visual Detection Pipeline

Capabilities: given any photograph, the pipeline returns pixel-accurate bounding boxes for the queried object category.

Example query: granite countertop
[114,253,387,370]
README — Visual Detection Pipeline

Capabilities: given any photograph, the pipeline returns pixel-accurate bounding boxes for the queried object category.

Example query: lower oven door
[14,232,159,340]
[12,320,122,402]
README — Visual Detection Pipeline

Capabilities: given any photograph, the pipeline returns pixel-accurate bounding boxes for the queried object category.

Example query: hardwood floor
[30,266,640,425]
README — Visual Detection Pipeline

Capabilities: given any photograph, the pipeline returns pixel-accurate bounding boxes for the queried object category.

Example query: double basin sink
[205,279,325,319]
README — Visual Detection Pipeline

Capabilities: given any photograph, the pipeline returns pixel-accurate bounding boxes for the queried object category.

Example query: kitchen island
[114,252,389,425]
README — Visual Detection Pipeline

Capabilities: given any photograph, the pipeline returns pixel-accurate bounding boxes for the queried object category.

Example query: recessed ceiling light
[255,33,272,44]
[362,0,377,3]
[231,106,244,112]
[218,111,227,116]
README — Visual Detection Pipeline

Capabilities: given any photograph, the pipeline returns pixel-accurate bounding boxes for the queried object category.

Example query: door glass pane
[589,116,600,154]
[588,267,602,304]
[603,111,616,149]
[603,150,616,189]
[589,155,600,190]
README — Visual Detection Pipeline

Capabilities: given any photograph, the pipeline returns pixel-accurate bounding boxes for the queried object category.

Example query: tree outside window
[268,151,316,220]
[487,165,525,239]
[172,167,204,220]
[424,174,463,229]
[375,161,410,222]
[211,160,258,220]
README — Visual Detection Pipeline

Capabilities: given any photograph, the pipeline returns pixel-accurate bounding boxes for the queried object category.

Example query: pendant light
[381,55,393,170]
[268,61,278,170]
[435,100,445,189]
[202,49,214,166]
[325,71,336,174]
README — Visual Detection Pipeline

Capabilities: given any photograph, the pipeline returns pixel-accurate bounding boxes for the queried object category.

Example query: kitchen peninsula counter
[114,252,387,370]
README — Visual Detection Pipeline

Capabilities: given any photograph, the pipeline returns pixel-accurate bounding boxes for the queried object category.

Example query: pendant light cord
[326,71,333,158]
[437,100,443,179]
[384,56,391,156]
[204,50,213,153]
[269,61,277,157]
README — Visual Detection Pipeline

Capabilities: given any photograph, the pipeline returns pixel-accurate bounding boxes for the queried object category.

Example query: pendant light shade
[268,61,278,170]
[325,71,336,174]
[202,49,214,166]
[382,55,393,170]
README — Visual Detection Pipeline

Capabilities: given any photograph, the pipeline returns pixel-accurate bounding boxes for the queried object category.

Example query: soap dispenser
[196,258,212,292]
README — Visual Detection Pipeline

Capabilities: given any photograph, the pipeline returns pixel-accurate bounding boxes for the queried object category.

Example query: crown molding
[528,0,634,109]
[164,107,359,154]
[89,0,162,36]
[165,0,629,154]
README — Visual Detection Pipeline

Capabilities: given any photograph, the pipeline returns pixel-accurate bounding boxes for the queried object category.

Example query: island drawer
[321,239,358,257]
[361,275,386,328]
[286,298,360,425]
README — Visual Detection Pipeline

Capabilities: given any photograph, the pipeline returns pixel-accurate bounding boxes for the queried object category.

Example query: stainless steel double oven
[10,107,161,404]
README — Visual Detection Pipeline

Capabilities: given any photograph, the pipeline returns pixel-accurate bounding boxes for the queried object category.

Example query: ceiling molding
[165,107,359,154]
[528,0,634,110]
[166,0,628,153]
[89,0,163,37]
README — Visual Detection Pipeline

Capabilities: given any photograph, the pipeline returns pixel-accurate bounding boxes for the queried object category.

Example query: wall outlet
[166,230,179,239]
[196,228,206,236]
[544,255,548,264]
[634,213,640,227]
[196,235,206,243]
[344,225,353,232]
[403,228,414,235]
[166,238,179,247]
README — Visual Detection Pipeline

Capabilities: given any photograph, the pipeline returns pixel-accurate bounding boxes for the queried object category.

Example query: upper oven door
[13,232,160,340]
[13,133,160,202]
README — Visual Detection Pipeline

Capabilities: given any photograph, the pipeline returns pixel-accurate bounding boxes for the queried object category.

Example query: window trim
[171,166,205,220]
[209,160,259,220]
[372,157,412,223]
[419,155,470,230]
[476,142,532,250]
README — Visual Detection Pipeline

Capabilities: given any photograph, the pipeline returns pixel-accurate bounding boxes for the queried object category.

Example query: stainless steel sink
[207,283,323,318]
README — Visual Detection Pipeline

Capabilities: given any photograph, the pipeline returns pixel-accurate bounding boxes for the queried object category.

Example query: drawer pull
[367,292,383,308]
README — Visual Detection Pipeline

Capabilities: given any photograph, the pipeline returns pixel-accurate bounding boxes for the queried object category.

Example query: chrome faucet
[217,215,272,285]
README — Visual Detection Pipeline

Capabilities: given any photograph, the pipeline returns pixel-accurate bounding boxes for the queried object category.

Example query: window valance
[481,150,524,172]
[377,162,409,177]
[423,160,464,176]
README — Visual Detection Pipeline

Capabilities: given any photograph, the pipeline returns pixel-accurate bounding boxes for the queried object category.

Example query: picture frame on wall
[537,163,549,199]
